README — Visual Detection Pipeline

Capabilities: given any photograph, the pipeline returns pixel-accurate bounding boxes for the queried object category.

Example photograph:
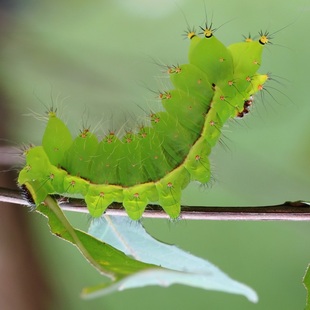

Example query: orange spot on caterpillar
[159,91,172,100]
[174,66,181,73]
[167,67,174,74]
[133,192,139,198]
[195,155,201,161]
[138,127,147,138]
[167,65,181,74]
[123,131,133,143]
[228,80,234,86]
[150,113,160,123]
[167,182,173,188]
[99,192,104,197]
[246,76,252,82]
[258,84,264,91]
[64,178,78,193]
[220,95,225,101]
[49,173,54,180]
[104,131,116,143]
[80,128,90,138]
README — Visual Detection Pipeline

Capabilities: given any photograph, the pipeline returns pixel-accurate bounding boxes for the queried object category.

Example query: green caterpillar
[18,23,269,220]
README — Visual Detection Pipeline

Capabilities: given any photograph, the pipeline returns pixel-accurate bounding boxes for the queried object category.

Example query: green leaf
[87,216,258,302]
[37,197,258,302]
[37,197,159,286]
[303,264,310,309]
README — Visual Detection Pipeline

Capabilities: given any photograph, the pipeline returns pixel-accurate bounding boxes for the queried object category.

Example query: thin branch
[1,187,310,221]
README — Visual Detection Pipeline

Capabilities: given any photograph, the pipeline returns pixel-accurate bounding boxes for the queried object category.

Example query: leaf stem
[42,195,112,275]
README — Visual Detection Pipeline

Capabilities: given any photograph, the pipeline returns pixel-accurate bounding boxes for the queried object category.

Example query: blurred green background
[1,0,310,309]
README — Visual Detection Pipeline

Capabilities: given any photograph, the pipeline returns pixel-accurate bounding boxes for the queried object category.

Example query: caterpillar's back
[18,24,269,220]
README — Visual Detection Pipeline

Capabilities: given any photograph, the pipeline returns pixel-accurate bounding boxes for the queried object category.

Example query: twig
[0,187,310,221]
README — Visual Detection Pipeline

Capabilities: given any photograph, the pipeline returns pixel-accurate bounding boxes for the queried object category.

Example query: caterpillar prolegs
[18,24,269,220]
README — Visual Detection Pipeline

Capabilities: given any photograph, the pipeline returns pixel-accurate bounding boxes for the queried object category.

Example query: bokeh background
[1,0,310,309]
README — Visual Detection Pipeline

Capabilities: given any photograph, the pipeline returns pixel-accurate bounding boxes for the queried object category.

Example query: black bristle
[19,184,36,211]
